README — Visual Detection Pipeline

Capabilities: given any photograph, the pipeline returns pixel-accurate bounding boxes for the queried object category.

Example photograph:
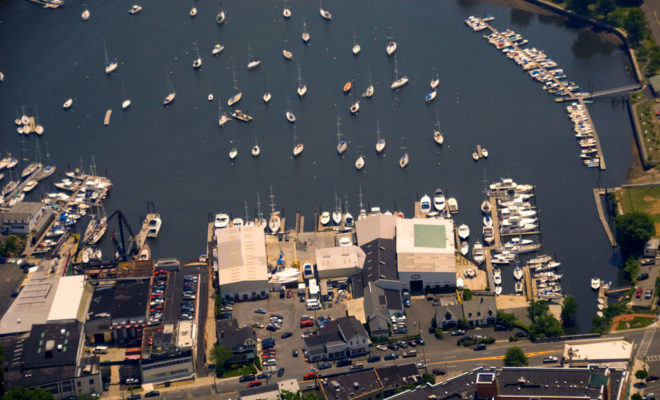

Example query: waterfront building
[315,245,366,280]
[1,201,53,235]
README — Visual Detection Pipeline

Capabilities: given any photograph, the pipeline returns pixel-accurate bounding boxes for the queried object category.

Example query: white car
[376,345,388,351]
[339,237,352,247]
[214,213,229,229]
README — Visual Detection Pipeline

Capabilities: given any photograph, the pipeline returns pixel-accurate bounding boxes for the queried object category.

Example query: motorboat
[231,109,253,122]
[472,242,484,265]
[216,10,226,24]
[352,43,361,55]
[343,81,352,93]
[81,9,90,20]
[303,263,314,279]
[214,213,229,229]
[227,92,242,106]
[163,92,176,106]
[283,6,291,18]
[430,75,439,89]
[282,49,293,60]
[399,153,409,168]
[212,43,224,55]
[122,99,131,110]
[493,269,502,285]
[129,4,142,14]
[344,212,354,228]
[425,90,437,103]
[263,92,272,104]
[218,113,231,127]
[420,194,431,214]
[63,98,73,109]
[472,152,479,161]
[495,286,502,295]
[386,41,397,56]
[146,214,162,238]
[319,8,332,20]
[464,268,476,278]
[362,85,374,98]
[513,266,523,280]
[483,215,493,227]
[192,57,202,69]
[297,84,307,97]
[482,148,489,158]
[481,199,491,214]
[515,281,523,294]
[229,147,238,160]
[232,218,244,227]
[137,244,151,261]
[590,278,601,290]
[456,277,464,289]
[355,155,364,171]
[433,188,445,212]
[208,94,214,101]
[247,58,261,70]
[251,145,260,157]
[433,129,444,145]
[320,211,331,225]
[286,111,296,123]
[350,101,360,114]
[302,19,311,43]
[458,224,470,239]
[269,211,281,234]
[189,7,197,16]
[293,143,304,157]
[460,241,469,256]
[447,197,458,214]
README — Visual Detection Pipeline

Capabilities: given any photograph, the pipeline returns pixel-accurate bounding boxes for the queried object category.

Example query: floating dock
[103,109,112,126]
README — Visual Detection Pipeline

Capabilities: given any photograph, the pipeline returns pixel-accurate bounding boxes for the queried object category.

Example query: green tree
[561,296,579,326]
[591,315,611,334]
[434,328,444,340]
[566,0,593,15]
[595,0,615,18]
[4,387,54,400]
[456,318,469,330]
[632,393,644,400]
[463,288,472,301]
[210,345,233,376]
[504,346,529,366]
[530,314,564,339]
[421,373,435,385]
[615,212,655,257]
[636,369,649,379]
[624,257,641,283]
[528,300,549,324]
[496,311,517,329]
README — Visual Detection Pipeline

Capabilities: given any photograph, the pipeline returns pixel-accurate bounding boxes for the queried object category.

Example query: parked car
[637,287,643,298]
[387,343,399,351]
[432,369,447,376]
[278,367,285,377]
[281,332,293,339]
[292,349,299,357]
[515,331,529,338]
[144,391,160,398]
[239,374,255,382]
[303,372,316,380]
[543,356,558,363]
[376,344,388,351]
[336,358,352,367]
[474,344,487,351]
[384,353,398,361]
[647,376,660,382]
[638,273,650,281]
[416,338,425,346]
[367,355,381,363]
[127,395,141,400]
[646,289,653,299]
[318,362,332,370]
[248,380,262,388]
[397,340,408,348]
[451,330,466,336]
[254,308,267,314]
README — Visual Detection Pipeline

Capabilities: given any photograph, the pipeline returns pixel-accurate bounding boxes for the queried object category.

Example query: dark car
[367,355,381,363]
[292,349,299,357]
[239,374,256,382]
[279,290,285,298]
[638,273,650,281]
[416,338,425,346]
[387,342,399,351]
[127,395,141,400]
[451,330,466,336]
[256,373,271,380]
[336,358,352,367]
[647,376,660,382]
[278,367,285,377]
[384,353,398,361]
[267,325,278,332]
[300,295,305,302]
[318,362,332,370]
[144,391,160,398]
[262,338,275,349]
[515,331,529,338]
[432,369,447,376]
[474,344,487,351]
[281,332,293,339]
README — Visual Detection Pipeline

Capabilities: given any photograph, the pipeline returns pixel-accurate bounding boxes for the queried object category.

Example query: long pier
[592,188,617,247]
[479,21,606,170]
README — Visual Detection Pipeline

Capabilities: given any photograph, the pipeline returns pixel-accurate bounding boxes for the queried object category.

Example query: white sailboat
[292,125,303,157]
[282,38,293,60]
[268,187,281,234]
[227,61,242,106]
[251,134,260,157]
[375,119,385,154]
[349,101,359,114]
[399,137,408,168]
[163,73,176,106]
[352,29,361,55]
[355,126,364,171]
[262,73,272,104]
[332,190,342,225]
[192,42,202,69]
[212,43,224,55]
[81,8,90,20]
[302,18,310,43]
[218,102,231,127]
[433,110,444,145]
[282,0,291,18]
[229,146,238,161]
[216,1,226,24]
[362,68,374,98]
[286,97,295,122]
[319,1,332,21]
[63,98,73,109]
[336,115,347,155]
[430,69,440,89]
[247,44,261,70]
[390,54,408,90]
[103,38,118,74]
[128,4,142,14]
[189,6,197,16]
[386,28,397,56]
[296,62,307,97]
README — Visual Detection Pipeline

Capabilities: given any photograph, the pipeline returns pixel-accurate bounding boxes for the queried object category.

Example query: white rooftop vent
[60,329,66,335]
[57,344,63,351]
[353,382,359,389]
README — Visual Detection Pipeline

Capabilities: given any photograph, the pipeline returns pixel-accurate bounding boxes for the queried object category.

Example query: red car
[248,380,262,388]
[303,372,316,380]
[636,287,643,298]
[300,320,314,328]
[286,290,292,298]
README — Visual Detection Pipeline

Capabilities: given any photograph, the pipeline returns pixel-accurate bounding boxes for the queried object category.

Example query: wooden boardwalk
[489,196,501,248]
[481,22,605,170]
[593,188,616,247]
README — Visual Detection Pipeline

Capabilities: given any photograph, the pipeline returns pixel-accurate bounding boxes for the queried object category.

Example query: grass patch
[632,99,660,163]
[221,364,257,378]
[615,316,655,330]
[618,187,660,228]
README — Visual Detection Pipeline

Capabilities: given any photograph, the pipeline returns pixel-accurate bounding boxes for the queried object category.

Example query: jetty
[592,188,617,247]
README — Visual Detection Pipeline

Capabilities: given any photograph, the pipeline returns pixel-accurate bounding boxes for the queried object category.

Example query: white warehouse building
[396,218,456,293]
[216,225,269,302]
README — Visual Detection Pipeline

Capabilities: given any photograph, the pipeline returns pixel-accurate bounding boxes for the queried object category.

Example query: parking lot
[631,258,659,308]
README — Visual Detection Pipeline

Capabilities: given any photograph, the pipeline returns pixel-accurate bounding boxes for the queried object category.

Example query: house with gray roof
[303,316,370,362]
[216,319,257,364]
[363,280,402,338]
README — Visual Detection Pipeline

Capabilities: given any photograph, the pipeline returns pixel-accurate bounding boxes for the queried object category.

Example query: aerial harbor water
[0,0,638,331]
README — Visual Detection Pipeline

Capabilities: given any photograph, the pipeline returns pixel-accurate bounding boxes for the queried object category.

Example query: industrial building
[395,218,456,293]
[315,245,366,280]
[216,225,269,302]
[355,214,398,290]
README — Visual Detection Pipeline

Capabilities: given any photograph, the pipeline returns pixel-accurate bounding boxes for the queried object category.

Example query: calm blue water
[0,0,637,331]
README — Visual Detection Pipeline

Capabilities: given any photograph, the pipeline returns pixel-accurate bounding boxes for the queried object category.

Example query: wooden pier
[489,196,502,248]
[480,22,605,170]
[103,109,112,126]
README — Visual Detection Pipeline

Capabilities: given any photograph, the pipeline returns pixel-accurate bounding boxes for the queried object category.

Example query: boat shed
[315,245,366,279]
[47,275,89,324]
[216,225,269,302]
[396,218,456,293]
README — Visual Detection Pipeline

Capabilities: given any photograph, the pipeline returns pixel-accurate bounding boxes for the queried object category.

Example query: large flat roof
[355,214,397,245]
[217,226,268,285]
[47,276,86,322]
[316,246,366,273]
[563,338,633,363]
[0,269,59,335]
[396,218,456,274]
